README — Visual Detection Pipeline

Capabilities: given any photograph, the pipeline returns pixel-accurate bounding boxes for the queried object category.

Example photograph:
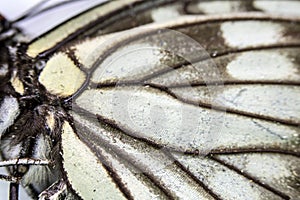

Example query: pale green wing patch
[10,72,25,95]
[38,52,86,97]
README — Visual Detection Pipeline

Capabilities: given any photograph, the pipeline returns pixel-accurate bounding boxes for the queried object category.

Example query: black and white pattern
[0,1,299,200]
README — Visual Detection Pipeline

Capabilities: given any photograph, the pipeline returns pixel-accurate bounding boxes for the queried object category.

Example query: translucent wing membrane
[56,16,300,199]
[0,0,299,200]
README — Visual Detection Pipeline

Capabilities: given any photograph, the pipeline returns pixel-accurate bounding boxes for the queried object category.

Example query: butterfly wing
[1,0,300,199]
[45,15,300,199]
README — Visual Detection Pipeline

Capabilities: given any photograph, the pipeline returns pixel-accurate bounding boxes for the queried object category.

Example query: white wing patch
[75,86,298,153]
[96,145,166,200]
[221,21,284,48]
[90,41,174,84]
[76,86,219,153]
[226,51,300,81]
[171,85,300,124]
[61,121,126,200]
[71,112,214,199]
[196,1,242,14]
[151,5,182,22]
[254,0,300,16]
